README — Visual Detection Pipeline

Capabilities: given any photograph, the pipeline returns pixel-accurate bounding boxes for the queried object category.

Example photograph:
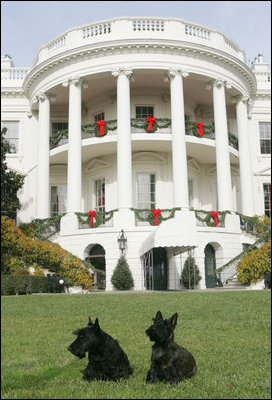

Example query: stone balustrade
[29,17,246,66]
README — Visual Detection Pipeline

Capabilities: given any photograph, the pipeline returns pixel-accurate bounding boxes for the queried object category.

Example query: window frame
[1,120,20,155]
[259,122,271,155]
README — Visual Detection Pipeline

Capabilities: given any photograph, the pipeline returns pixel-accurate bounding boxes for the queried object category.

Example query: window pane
[94,112,105,122]
[137,174,156,209]
[1,121,19,153]
[95,178,105,212]
[136,106,154,118]
[263,184,271,218]
[50,185,67,216]
[259,123,271,154]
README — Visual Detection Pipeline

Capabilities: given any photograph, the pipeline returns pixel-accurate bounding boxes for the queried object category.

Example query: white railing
[1,68,30,80]
[29,17,246,66]
[47,35,66,52]
[184,24,211,40]
[82,23,111,38]
[132,19,165,32]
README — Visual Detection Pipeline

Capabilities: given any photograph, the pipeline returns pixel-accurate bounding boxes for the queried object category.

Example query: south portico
[31,65,254,231]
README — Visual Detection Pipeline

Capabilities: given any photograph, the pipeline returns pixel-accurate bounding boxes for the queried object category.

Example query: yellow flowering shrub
[1,216,92,289]
[237,239,271,284]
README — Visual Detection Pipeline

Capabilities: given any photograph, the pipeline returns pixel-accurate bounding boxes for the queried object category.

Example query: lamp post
[117,229,127,256]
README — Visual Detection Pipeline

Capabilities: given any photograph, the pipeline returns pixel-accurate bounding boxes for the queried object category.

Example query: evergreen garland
[76,209,118,228]
[49,119,239,149]
[193,209,231,227]
[131,207,181,225]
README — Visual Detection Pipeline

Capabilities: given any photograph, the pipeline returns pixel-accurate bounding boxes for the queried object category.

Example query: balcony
[49,118,239,151]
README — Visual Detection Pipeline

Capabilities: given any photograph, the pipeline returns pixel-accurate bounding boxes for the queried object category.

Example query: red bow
[88,210,96,227]
[197,121,204,136]
[147,116,155,131]
[152,208,161,226]
[211,211,219,226]
[97,120,105,136]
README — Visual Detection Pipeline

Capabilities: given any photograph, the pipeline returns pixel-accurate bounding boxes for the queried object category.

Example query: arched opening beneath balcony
[204,243,217,288]
[84,244,106,290]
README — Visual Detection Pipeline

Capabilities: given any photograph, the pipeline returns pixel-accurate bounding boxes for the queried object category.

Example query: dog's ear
[88,316,93,326]
[72,329,80,335]
[154,310,163,321]
[170,313,178,328]
[94,318,101,332]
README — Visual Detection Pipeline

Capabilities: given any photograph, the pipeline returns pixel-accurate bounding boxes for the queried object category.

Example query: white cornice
[23,39,257,99]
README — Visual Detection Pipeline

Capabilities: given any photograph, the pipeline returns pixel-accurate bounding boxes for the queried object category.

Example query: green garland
[131,207,181,225]
[50,119,239,150]
[19,214,64,240]
[193,209,231,227]
[76,209,118,229]
[130,118,171,133]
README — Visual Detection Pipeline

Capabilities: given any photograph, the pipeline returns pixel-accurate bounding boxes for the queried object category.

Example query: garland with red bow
[152,208,161,225]
[97,120,106,136]
[146,116,156,132]
[196,121,204,136]
[211,210,219,226]
[131,207,181,226]
[88,210,96,227]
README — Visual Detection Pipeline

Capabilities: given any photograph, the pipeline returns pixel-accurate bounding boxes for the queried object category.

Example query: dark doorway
[85,244,105,289]
[204,244,217,288]
[144,248,168,290]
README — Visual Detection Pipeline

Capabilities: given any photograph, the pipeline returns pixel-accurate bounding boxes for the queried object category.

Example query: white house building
[1,17,271,291]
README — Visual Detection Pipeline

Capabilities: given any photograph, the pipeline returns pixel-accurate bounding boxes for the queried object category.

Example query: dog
[145,310,197,384]
[68,316,133,381]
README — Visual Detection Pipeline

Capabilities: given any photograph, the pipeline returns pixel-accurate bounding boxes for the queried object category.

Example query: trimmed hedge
[1,274,69,295]
[1,275,47,295]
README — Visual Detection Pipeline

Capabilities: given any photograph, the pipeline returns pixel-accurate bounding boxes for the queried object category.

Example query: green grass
[1,291,271,399]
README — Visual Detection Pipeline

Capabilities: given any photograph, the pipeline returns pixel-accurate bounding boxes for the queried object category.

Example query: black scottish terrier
[68,316,133,381]
[146,311,197,384]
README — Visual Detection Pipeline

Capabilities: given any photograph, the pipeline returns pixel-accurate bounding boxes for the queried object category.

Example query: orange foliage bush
[1,216,92,289]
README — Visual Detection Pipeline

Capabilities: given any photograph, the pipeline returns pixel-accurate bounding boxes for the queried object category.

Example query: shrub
[237,239,271,284]
[1,216,93,290]
[1,275,48,295]
[181,256,202,289]
[111,256,134,290]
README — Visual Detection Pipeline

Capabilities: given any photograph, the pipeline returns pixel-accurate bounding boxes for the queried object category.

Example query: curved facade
[1,17,271,290]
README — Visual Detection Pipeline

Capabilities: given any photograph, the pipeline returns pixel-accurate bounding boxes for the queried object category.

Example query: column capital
[112,67,134,79]
[206,79,231,90]
[231,94,250,105]
[62,77,88,88]
[166,68,189,81]
[34,92,56,103]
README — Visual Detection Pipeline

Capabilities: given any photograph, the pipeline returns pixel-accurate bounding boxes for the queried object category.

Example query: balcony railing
[31,17,246,66]
[49,118,239,150]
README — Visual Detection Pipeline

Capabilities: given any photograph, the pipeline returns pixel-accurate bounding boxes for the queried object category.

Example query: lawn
[1,291,271,399]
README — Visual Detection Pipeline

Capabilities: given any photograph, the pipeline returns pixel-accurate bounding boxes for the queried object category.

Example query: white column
[36,93,50,219]
[235,96,255,216]
[168,69,189,209]
[211,79,233,211]
[63,77,86,213]
[112,68,133,210]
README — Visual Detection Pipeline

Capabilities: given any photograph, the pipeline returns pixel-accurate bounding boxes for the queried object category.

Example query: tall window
[263,184,271,218]
[136,106,154,118]
[95,178,105,212]
[50,186,67,216]
[259,122,271,154]
[137,174,156,218]
[52,122,68,146]
[1,121,19,153]
[94,112,105,122]
[188,179,194,207]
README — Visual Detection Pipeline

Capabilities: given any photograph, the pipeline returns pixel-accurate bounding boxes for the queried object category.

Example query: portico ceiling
[48,69,240,109]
